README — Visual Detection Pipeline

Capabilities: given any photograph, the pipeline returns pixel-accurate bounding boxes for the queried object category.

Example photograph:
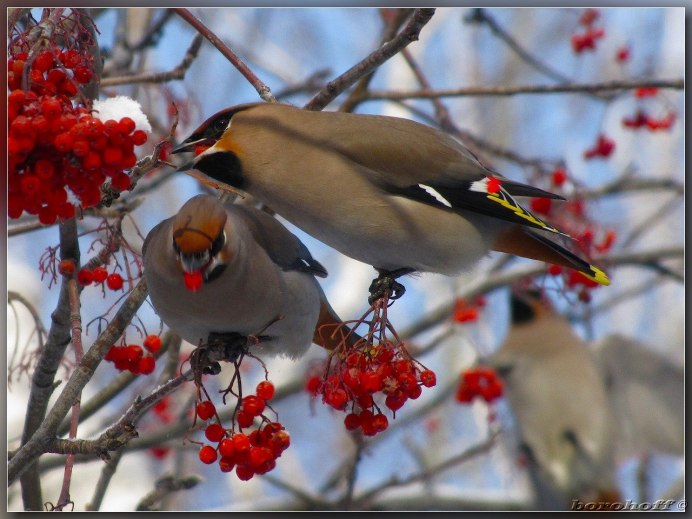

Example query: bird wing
[281,107,567,236]
[229,204,328,278]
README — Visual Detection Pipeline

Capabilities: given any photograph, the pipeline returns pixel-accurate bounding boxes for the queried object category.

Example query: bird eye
[212,115,231,135]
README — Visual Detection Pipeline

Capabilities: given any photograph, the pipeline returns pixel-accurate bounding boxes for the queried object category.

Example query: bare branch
[100,33,203,87]
[9,279,149,485]
[400,245,684,340]
[18,218,80,511]
[172,8,275,102]
[465,8,574,85]
[135,474,203,511]
[353,430,500,508]
[305,8,436,111]
[360,78,684,101]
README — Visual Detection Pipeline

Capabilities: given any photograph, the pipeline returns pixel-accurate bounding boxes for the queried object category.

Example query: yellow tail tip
[590,266,611,286]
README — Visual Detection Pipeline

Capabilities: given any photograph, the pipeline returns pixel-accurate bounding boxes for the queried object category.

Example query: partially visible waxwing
[171,102,610,301]
[486,291,618,510]
[143,194,350,360]
[594,334,684,459]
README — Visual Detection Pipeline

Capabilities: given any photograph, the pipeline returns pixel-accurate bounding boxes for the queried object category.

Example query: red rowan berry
[196,401,216,421]
[198,445,218,465]
[106,273,124,290]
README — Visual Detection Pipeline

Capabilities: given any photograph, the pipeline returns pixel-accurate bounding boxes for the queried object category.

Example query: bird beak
[178,251,211,273]
[171,137,214,155]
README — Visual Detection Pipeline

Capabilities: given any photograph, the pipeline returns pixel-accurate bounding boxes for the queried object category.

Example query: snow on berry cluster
[195,381,291,481]
[306,340,437,437]
[8,46,150,223]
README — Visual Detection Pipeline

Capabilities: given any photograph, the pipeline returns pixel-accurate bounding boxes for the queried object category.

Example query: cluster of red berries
[195,382,290,481]
[58,259,129,291]
[583,134,616,159]
[7,48,92,96]
[8,46,148,222]
[452,296,486,324]
[76,267,124,290]
[104,335,161,375]
[455,367,504,404]
[571,9,605,54]
[622,109,675,132]
[306,341,437,437]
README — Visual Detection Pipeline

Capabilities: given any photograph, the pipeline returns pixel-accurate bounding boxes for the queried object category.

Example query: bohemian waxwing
[594,334,684,459]
[172,103,610,300]
[143,194,351,360]
[486,291,618,509]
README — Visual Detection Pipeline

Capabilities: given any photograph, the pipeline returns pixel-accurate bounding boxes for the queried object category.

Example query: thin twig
[465,8,573,85]
[341,435,365,510]
[172,8,275,102]
[305,8,436,111]
[359,78,684,101]
[353,430,500,508]
[84,449,123,511]
[56,332,175,436]
[135,474,203,511]
[339,8,415,113]
[54,277,86,510]
[100,33,203,87]
[399,245,683,341]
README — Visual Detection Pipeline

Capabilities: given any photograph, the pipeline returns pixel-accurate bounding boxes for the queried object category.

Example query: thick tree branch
[18,218,80,511]
[9,280,149,486]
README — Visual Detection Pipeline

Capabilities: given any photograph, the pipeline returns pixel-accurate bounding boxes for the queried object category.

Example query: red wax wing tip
[486,176,502,194]
[183,271,203,292]
[194,144,210,156]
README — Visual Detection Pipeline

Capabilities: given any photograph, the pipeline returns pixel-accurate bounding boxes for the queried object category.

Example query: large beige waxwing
[172,103,609,300]
[143,194,350,360]
[486,291,618,510]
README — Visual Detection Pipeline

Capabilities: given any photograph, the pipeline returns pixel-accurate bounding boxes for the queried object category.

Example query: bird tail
[313,299,362,351]
[493,227,610,286]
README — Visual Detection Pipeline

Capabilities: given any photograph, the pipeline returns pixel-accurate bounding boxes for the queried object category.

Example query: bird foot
[205,331,250,365]
[368,268,415,305]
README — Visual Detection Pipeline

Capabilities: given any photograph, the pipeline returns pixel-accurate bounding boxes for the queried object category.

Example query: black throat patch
[195,152,245,189]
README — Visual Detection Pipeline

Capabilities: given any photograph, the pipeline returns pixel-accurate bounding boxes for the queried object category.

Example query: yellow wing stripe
[486,190,569,237]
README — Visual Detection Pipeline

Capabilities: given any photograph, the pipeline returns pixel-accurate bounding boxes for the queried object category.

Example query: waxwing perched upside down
[143,194,349,360]
[172,102,610,300]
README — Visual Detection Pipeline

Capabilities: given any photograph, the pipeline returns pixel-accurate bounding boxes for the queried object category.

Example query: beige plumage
[172,103,609,294]
[487,291,617,509]
[143,194,348,359]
